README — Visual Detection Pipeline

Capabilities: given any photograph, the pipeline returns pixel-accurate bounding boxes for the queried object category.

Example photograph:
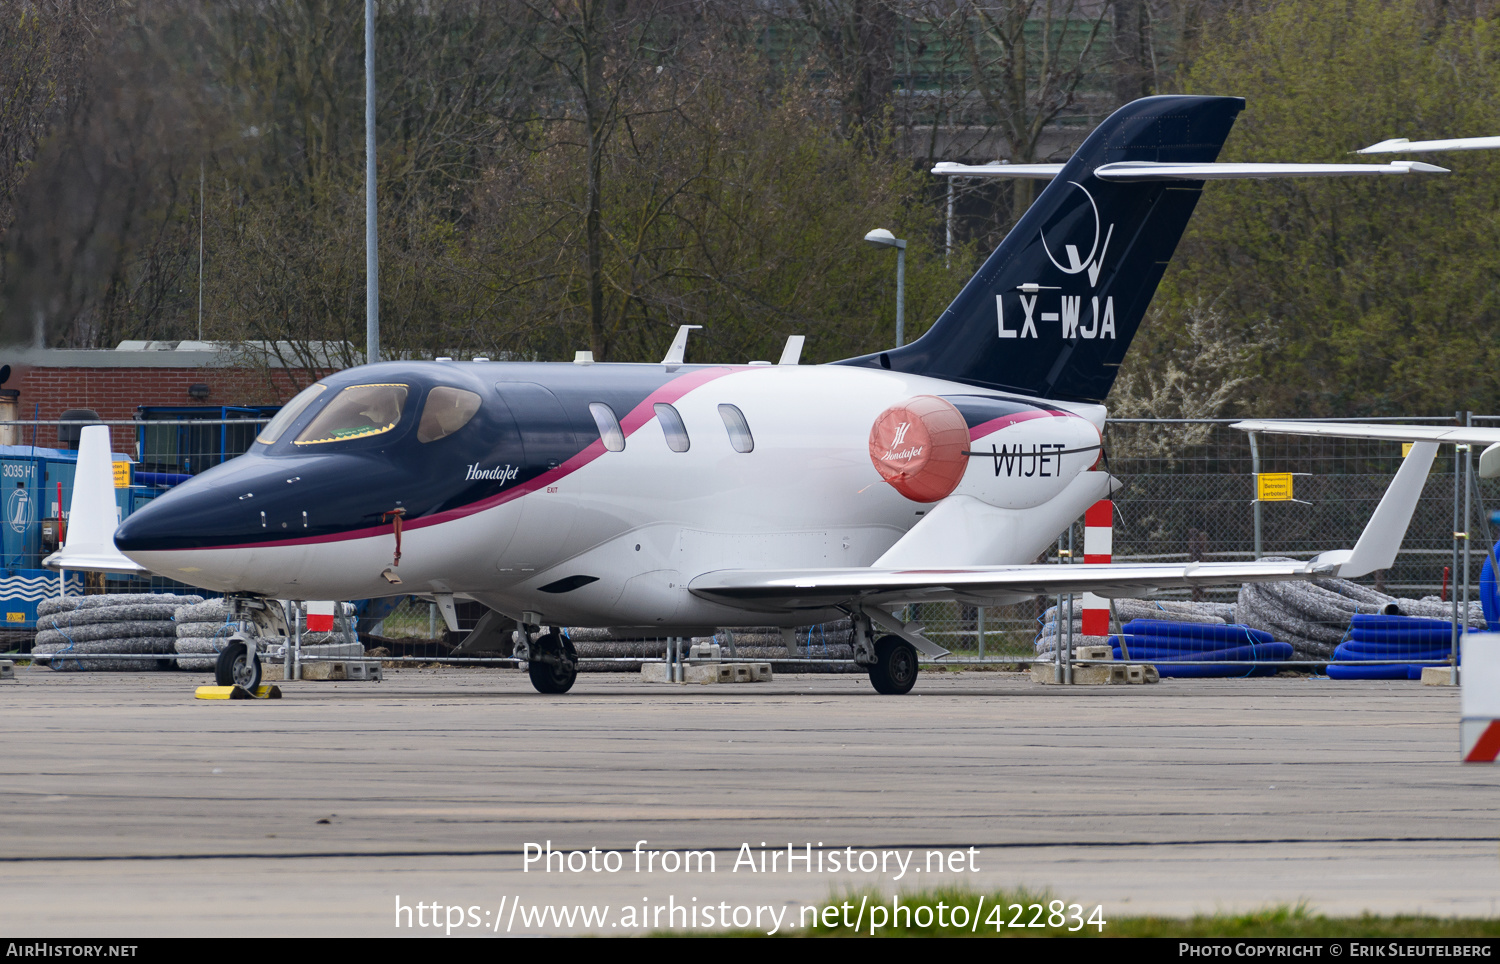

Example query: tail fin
[841,95,1244,402]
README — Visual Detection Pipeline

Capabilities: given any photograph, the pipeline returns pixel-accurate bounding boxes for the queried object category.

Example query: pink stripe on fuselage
[967,408,1076,441]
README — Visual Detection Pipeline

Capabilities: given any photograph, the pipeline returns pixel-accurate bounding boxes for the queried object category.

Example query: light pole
[365,0,379,365]
[864,228,907,347]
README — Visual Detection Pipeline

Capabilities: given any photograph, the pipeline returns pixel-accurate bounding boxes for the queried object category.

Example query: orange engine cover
[868,395,970,503]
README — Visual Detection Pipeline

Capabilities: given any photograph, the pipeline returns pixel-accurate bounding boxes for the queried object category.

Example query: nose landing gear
[212,596,287,691]
[215,637,262,690]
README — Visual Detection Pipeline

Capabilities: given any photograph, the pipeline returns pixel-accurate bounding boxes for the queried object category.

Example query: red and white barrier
[306,600,336,633]
[1080,500,1113,637]
[1461,633,1500,762]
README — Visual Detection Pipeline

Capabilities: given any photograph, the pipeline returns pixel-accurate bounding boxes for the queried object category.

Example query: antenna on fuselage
[662,325,702,370]
[778,335,805,366]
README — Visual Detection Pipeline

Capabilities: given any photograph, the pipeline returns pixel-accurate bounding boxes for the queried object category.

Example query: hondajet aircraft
[108,95,1449,695]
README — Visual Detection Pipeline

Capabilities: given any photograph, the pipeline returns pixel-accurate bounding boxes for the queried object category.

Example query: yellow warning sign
[1257,473,1295,502]
[6,612,24,623]
[112,460,130,488]
[1403,442,1414,458]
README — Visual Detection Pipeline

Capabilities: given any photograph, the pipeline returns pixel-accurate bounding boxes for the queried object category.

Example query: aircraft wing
[690,558,1339,613]
[692,436,1440,613]
[1233,420,1500,478]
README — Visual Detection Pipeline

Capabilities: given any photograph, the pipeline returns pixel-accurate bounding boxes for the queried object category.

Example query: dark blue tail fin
[839,95,1244,403]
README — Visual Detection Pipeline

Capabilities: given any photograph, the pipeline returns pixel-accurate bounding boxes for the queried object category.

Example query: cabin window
[293,384,409,446]
[256,384,326,444]
[654,403,690,453]
[417,387,482,443]
[589,402,625,452]
[717,404,754,453]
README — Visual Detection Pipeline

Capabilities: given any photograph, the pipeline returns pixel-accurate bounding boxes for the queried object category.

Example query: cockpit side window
[256,384,327,444]
[417,387,482,443]
[589,402,625,452]
[293,384,410,445]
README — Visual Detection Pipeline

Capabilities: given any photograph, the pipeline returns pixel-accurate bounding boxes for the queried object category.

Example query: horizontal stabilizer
[1095,160,1447,179]
[930,162,1066,179]
[930,161,1448,181]
[1360,135,1500,154]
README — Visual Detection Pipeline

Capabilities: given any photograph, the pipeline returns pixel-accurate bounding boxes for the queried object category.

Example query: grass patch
[774,888,1500,937]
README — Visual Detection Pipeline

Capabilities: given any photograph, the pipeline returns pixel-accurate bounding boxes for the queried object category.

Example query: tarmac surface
[2,665,1497,936]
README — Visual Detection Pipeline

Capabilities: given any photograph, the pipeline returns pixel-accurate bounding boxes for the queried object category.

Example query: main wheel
[215,640,262,690]
[527,631,577,694]
[528,656,577,694]
[868,635,918,695]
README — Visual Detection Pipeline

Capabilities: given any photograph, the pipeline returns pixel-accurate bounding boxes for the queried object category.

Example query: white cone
[42,425,146,574]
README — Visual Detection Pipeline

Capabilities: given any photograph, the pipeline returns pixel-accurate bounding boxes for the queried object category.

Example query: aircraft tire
[528,657,577,694]
[869,635,918,695]
[215,640,262,690]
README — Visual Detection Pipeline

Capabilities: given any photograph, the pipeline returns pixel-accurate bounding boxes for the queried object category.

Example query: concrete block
[296,660,382,681]
[299,661,341,680]
[0,659,12,679]
[1075,646,1113,661]
[1423,666,1457,686]
[640,663,674,683]
[344,660,383,681]
[640,662,771,684]
[1031,661,1158,685]
[684,663,719,684]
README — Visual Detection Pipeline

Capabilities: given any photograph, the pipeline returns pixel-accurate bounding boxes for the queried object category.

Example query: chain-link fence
[909,417,1497,665]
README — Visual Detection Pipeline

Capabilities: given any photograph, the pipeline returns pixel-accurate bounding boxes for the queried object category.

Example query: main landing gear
[868,635,919,695]
[849,611,921,695]
[517,625,578,694]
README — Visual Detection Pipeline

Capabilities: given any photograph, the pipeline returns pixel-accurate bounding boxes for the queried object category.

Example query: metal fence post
[1248,431,1262,559]
[1453,412,1463,684]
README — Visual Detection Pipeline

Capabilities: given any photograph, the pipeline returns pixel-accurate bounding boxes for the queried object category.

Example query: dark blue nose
[116,452,409,552]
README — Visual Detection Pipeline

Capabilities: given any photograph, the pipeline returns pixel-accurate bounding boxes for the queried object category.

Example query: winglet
[42,425,147,574]
[1311,440,1438,578]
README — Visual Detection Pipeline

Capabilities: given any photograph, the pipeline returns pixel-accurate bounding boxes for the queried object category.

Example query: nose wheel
[215,639,263,691]
[526,629,578,694]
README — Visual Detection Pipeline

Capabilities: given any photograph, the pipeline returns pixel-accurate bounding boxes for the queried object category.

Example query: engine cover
[868,395,971,503]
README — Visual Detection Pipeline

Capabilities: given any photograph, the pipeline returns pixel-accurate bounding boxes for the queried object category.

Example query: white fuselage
[122,364,1105,631]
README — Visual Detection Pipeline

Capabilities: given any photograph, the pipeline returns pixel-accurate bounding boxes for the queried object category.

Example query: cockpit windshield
[256,383,327,445]
[293,384,409,446]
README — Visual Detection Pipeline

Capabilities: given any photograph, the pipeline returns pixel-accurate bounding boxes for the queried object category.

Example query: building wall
[6,364,329,452]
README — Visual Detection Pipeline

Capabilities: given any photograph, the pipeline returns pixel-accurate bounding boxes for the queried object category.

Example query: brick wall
[5,365,330,452]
